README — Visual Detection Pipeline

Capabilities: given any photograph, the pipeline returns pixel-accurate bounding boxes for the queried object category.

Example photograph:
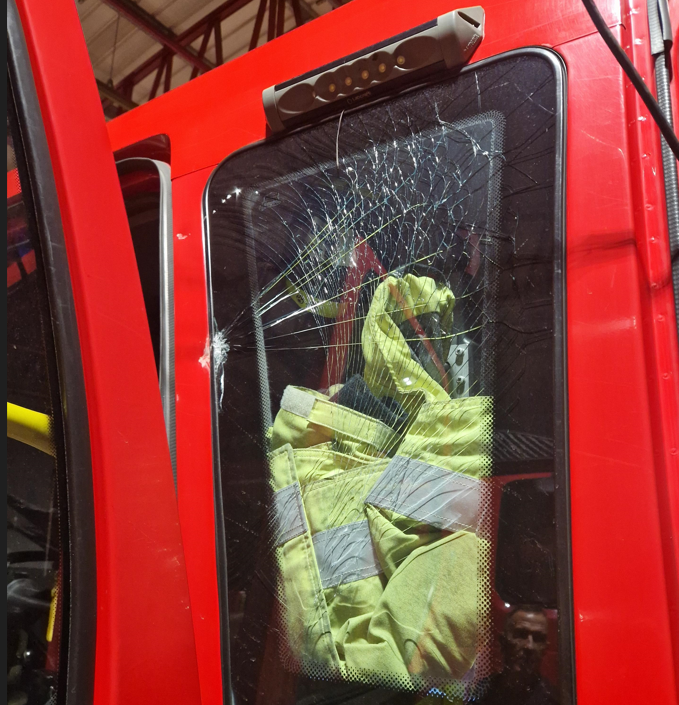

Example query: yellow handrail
[7,402,55,456]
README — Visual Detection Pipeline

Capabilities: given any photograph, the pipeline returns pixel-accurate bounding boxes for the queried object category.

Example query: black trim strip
[202,196,234,705]
[7,3,97,704]
[548,48,576,705]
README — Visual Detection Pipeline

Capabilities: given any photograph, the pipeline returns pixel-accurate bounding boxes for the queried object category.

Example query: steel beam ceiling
[96,78,139,111]
[102,0,215,74]
[101,0,322,114]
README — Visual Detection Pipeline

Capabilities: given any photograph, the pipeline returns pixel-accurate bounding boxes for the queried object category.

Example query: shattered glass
[7,115,64,705]
[206,51,566,704]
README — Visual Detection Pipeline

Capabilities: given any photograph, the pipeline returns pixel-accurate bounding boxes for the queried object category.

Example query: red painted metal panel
[7,262,22,287]
[14,0,202,702]
[173,167,224,705]
[7,167,21,199]
[621,0,679,682]
[559,25,678,705]
[106,0,622,179]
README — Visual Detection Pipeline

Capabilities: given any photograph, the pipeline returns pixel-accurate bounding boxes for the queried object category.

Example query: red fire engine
[6,0,679,704]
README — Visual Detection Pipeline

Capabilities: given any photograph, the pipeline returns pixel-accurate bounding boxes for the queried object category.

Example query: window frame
[202,45,571,704]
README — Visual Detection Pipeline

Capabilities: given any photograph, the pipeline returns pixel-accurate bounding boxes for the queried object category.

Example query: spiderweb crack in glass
[206,53,564,704]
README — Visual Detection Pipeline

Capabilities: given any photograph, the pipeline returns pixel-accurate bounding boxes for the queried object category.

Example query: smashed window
[206,49,567,704]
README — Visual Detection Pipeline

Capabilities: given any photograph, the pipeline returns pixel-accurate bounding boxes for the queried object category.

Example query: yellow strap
[46,585,58,642]
[7,402,55,456]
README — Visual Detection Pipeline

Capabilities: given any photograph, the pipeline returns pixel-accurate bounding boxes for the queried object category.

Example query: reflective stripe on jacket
[268,275,492,688]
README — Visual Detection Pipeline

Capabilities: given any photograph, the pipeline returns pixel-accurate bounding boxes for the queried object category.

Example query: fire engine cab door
[7,1,202,704]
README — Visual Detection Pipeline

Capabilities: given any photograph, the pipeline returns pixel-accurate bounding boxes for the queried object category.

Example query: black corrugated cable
[581,0,679,161]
